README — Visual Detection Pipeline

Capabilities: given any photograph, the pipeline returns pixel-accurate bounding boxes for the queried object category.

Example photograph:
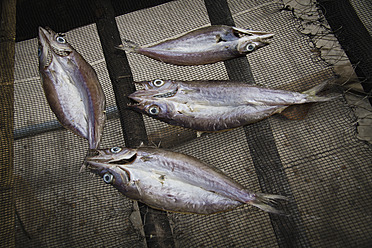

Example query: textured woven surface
[12,0,372,247]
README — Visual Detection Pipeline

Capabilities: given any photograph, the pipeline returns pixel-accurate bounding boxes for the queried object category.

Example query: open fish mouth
[86,148,138,165]
[39,45,70,68]
[256,37,272,44]
[153,88,178,98]
[232,26,274,39]
[108,153,137,165]
[51,46,70,56]
[42,46,53,67]
[38,28,71,68]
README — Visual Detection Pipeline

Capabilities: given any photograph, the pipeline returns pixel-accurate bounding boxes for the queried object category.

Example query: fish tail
[249,193,289,215]
[80,149,98,173]
[302,80,339,102]
[302,80,329,95]
[115,39,140,53]
[306,95,338,103]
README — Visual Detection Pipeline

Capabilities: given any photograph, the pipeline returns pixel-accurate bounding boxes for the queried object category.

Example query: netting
[9,0,372,247]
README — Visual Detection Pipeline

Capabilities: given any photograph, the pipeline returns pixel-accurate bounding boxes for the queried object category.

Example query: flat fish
[85,146,288,215]
[117,25,274,65]
[38,27,106,149]
[128,79,335,132]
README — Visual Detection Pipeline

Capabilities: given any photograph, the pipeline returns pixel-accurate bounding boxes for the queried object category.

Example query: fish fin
[278,104,312,120]
[302,80,340,102]
[79,162,86,173]
[274,106,290,114]
[249,193,289,215]
[306,95,339,102]
[80,149,97,173]
[302,80,329,95]
[116,39,140,53]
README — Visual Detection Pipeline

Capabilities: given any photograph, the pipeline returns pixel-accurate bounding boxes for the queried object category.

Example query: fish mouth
[38,26,51,43]
[256,33,274,41]
[51,46,70,56]
[108,153,137,165]
[128,86,178,106]
[84,151,137,182]
[242,31,274,45]
[236,33,273,53]
[133,81,178,98]
[85,149,138,167]
[38,27,71,57]
[232,26,274,40]
[246,33,274,45]
[153,87,178,98]
[127,93,145,106]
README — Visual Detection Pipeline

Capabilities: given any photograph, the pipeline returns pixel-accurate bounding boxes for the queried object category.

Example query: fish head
[235,32,274,54]
[84,147,138,185]
[128,79,179,120]
[38,27,74,69]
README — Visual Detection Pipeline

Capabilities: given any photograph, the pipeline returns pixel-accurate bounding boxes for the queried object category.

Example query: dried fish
[128,80,335,132]
[117,25,274,65]
[85,146,288,215]
[38,27,106,149]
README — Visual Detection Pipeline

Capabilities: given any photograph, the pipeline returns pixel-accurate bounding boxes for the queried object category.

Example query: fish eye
[56,36,66,44]
[148,105,160,115]
[153,79,165,87]
[103,172,114,184]
[246,43,256,52]
[110,147,122,153]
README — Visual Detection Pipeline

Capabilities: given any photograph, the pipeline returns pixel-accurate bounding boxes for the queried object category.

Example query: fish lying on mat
[85,146,288,215]
[38,27,106,149]
[117,25,274,65]
[128,79,335,132]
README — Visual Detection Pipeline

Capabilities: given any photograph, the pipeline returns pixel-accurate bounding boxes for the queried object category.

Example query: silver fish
[38,27,106,149]
[85,146,287,215]
[128,80,334,132]
[117,25,274,65]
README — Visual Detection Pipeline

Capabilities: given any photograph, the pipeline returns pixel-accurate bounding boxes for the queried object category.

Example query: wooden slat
[93,1,175,247]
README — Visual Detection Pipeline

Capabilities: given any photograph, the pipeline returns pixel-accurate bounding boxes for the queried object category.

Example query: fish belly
[132,173,243,214]
[171,104,282,131]
[138,43,239,65]
[42,60,89,139]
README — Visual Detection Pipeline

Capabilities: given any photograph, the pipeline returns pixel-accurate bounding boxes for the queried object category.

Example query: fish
[117,25,274,65]
[128,79,335,132]
[85,146,288,215]
[38,27,106,149]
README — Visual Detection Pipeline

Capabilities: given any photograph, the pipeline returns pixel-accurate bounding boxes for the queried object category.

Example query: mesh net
[10,0,372,247]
